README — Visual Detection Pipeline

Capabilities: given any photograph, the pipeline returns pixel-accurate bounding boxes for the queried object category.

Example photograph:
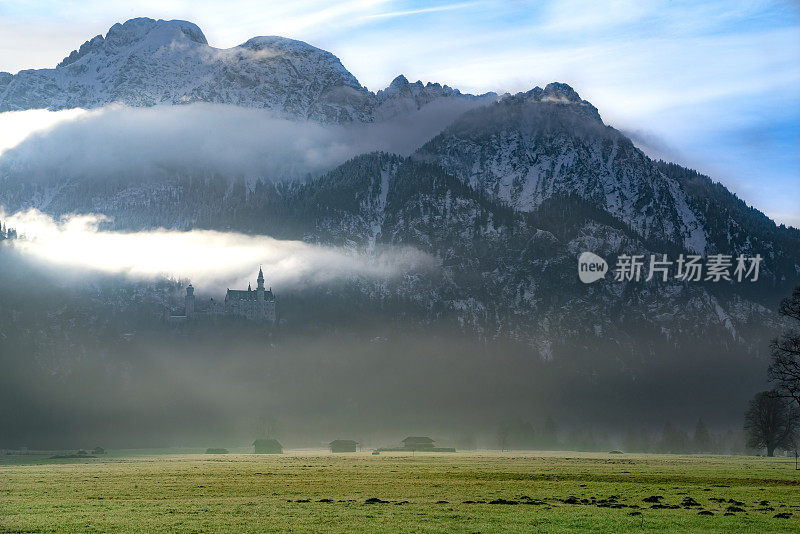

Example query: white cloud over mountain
[0,99,483,183]
[2,207,437,291]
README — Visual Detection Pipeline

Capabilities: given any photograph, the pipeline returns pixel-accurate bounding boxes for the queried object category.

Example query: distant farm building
[253,438,283,454]
[329,440,358,453]
[402,437,435,451]
[376,437,455,453]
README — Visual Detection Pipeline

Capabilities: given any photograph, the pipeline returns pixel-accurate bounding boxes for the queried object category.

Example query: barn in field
[253,438,283,454]
[329,440,358,453]
[402,436,435,451]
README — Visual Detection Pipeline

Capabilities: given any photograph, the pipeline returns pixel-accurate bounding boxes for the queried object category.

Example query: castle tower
[257,266,265,291]
[256,266,266,319]
[185,284,195,319]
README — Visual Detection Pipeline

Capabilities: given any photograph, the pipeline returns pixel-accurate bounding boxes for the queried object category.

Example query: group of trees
[495,417,559,451]
[491,417,753,454]
[744,286,800,456]
[622,420,748,455]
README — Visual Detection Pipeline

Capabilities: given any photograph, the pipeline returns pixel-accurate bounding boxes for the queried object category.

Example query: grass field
[2,451,799,532]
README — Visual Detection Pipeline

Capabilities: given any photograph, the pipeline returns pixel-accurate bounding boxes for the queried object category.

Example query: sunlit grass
[2,451,799,532]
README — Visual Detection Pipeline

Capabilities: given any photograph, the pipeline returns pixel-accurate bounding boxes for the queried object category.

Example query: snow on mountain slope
[0,18,489,122]
[373,75,490,120]
[0,18,370,121]
[415,83,709,252]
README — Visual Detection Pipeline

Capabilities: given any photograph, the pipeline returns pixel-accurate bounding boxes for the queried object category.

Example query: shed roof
[252,438,282,446]
[402,436,434,443]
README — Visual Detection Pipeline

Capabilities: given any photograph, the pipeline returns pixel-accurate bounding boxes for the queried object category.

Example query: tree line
[492,417,757,455]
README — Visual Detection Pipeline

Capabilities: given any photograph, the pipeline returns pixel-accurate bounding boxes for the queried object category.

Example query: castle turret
[257,266,265,291]
[185,284,195,319]
[256,266,265,303]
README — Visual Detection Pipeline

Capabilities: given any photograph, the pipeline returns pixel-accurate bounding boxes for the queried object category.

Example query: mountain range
[1,17,799,428]
[0,17,489,121]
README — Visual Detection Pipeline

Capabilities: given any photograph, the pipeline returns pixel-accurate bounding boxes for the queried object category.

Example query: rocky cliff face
[415,84,710,252]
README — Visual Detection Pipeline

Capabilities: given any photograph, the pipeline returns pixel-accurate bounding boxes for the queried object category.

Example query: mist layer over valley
[0,247,777,451]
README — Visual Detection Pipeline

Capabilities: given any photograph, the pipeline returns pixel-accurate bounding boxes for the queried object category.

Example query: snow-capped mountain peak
[58,18,208,68]
[0,18,484,122]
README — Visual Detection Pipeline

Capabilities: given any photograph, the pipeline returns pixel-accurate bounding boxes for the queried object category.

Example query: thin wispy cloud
[360,1,479,21]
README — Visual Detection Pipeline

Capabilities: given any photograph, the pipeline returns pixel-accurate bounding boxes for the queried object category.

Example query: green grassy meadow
[2,451,799,532]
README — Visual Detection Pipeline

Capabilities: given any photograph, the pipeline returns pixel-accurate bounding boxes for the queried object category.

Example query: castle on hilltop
[168,267,276,324]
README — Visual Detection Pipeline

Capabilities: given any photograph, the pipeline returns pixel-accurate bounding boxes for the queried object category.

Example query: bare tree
[769,286,800,407]
[744,391,798,457]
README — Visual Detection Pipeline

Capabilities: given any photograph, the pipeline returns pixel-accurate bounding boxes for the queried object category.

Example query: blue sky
[1,0,798,226]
